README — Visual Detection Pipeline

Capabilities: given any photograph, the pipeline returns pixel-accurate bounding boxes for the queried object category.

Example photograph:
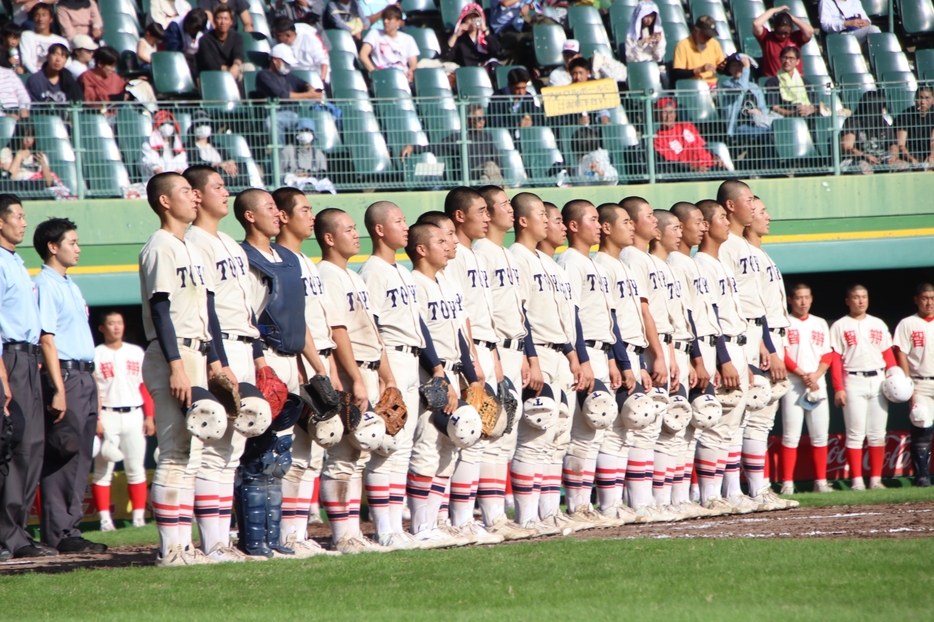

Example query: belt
[535,342,565,353]
[673,340,692,353]
[769,327,787,337]
[261,341,297,357]
[747,317,764,326]
[357,360,381,370]
[584,340,612,353]
[179,338,212,356]
[220,332,255,344]
[318,348,334,358]
[659,334,673,344]
[699,335,718,347]
[473,339,497,350]
[59,360,95,372]
[3,341,39,356]
[393,345,422,357]
[848,370,880,377]
[625,343,646,355]
[723,334,748,345]
[441,360,464,374]
[501,338,525,352]
[102,406,137,413]
[912,376,934,380]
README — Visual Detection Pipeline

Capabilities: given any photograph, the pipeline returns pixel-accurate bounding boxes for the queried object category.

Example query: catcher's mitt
[419,376,450,411]
[463,382,500,439]
[208,373,240,421]
[338,390,362,433]
[374,387,407,436]
[497,378,518,434]
[256,366,288,419]
[301,374,341,422]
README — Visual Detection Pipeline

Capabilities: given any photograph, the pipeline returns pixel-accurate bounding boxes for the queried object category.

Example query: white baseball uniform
[720,233,769,367]
[93,343,148,487]
[782,314,832,449]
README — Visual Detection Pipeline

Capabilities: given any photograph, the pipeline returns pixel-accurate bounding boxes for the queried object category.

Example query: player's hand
[528,358,544,394]
[759,344,771,370]
[521,357,530,388]
[352,379,369,413]
[445,383,459,414]
[622,369,636,394]
[769,353,787,381]
[688,366,698,389]
[96,418,105,438]
[474,360,486,387]
[608,359,622,390]
[720,362,740,390]
[693,358,710,391]
[169,361,193,408]
[670,363,680,394]
[747,368,755,390]
[713,370,722,389]
[493,356,504,385]
[641,368,653,391]
[834,390,847,408]
[49,389,67,423]
[578,360,595,393]
[569,359,582,393]
[143,417,156,436]
[650,357,668,388]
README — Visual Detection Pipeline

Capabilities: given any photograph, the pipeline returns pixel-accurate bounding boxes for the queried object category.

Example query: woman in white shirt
[149,0,193,28]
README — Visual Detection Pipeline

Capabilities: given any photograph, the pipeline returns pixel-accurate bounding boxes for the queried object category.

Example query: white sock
[194,478,220,553]
[320,476,352,544]
[365,471,392,536]
[150,484,179,556]
[131,508,145,522]
[652,451,672,506]
[406,473,433,534]
[99,509,112,523]
[723,445,743,498]
[178,487,195,549]
[626,447,654,508]
[450,460,480,528]
[695,445,720,503]
[510,460,540,525]
[217,481,235,547]
[561,454,587,513]
[477,461,505,526]
[280,478,303,544]
[294,477,315,541]
[388,470,408,533]
[615,449,629,506]
[426,476,449,530]
[595,452,618,512]
[539,461,563,519]
[742,437,768,497]
[348,476,363,538]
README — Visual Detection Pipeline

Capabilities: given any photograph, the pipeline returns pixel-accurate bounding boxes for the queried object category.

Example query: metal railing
[1,79,926,200]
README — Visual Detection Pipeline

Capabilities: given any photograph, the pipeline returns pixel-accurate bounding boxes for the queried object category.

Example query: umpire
[33,218,106,554]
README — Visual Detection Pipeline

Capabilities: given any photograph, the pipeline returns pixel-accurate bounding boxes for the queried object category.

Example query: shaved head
[405,222,439,259]
[716,180,750,207]
[695,199,723,222]
[669,201,699,223]
[597,202,623,225]
[477,185,505,208]
[619,195,649,221]
[233,188,272,227]
[444,186,483,219]
[561,199,593,225]
[313,207,347,242]
[654,209,676,230]
[416,211,452,228]
[512,192,543,220]
[271,187,306,215]
[146,172,185,214]
[364,200,400,235]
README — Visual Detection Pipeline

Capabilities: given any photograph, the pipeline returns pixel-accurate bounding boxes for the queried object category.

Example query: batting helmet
[769,377,791,403]
[433,402,482,448]
[690,393,722,430]
[716,384,744,408]
[236,382,273,438]
[349,410,386,451]
[909,395,934,429]
[522,384,558,430]
[579,379,617,430]
[100,434,125,463]
[746,374,773,410]
[186,387,227,441]
[883,367,914,404]
[312,415,344,448]
[618,392,657,430]
[662,394,692,433]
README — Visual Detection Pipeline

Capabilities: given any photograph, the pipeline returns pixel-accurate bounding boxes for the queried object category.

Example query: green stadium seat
[518,126,564,180]
[574,23,611,48]
[246,0,265,12]
[0,116,15,149]
[115,107,152,182]
[826,33,861,59]
[33,115,79,195]
[831,53,869,79]
[568,5,602,30]
[402,26,441,61]
[605,105,629,125]
[500,150,528,188]
[610,2,636,49]
[401,0,437,13]
[86,160,131,197]
[580,42,614,59]
[628,61,662,97]
[323,29,358,55]
[661,22,689,61]
[658,2,687,25]
[603,123,643,178]
[800,37,820,57]
[872,52,910,81]
[103,31,139,54]
[379,106,428,155]
[486,127,516,151]
[249,12,271,38]
[612,0,640,5]
[772,117,817,164]
[99,0,139,16]
[199,71,241,112]
[348,128,393,175]
[772,0,807,19]
[675,79,719,122]
[330,69,369,98]
[866,33,903,67]
[803,55,829,78]
[308,108,342,152]
[418,96,461,143]
[441,0,471,30]
[326,50,355,72]
[839,72,877,110]
[212,133,255,160]
[916,49,934,81]
[101,12,140,35]
[861,0,889,16]
[897,0,934,34]
[737,26,762,56]
[882,72,919,116]
[243,70,257,97]
[372,68,412,95]
[691,1,727,23]
[455,66,493,105]
[718,37,737,56]
[243,33,271,66]
[414,67,453,95]
[152,51,197,96]
[534,25,567,67]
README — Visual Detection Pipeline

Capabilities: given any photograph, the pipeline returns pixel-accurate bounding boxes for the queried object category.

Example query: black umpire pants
[0,349,43,552]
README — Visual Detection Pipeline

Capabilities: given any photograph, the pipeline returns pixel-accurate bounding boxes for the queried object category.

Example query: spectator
[26,44,84,104]
[547,39,581,87]
[66,34,97,78]
[164,7,210,61]
[0,65,31,119]
[255,43,324,142]
[359,4,417,79]
[78,46,128,105]
[149,0,192,29]
[401,103,502,182]
[550,38,627,87]
[753,6,814,78]
[719,53,774,138]
[141,109,189,180]
[765,46,816,118]
[137,23,166,73]
[891,86,934,168]
[625,0,666,68]
[671,15,724,89]
[195,4,244,79]
[0,23,25,75]
[187,110,251,187]
[818,0,880,46]
[841,91,898,174]
[653,97,723,172]
[573,126,617,185]
[197,0,254,32]
[56,0,104,42]
[281,117,327,177]
[20,4,71,74]
[557,57,610,127]
[488,67,543,130]
[445,3,502,68]
[323,0,369,41]
[272,0,325,28]
[273,16,330,82]
[0,122,58,189]
[490,0,557,67]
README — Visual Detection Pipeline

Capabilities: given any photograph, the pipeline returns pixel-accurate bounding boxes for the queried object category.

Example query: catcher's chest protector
[241,242,307,354]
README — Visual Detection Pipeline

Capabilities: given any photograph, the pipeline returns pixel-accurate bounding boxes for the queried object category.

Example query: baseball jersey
[650,254,692,342]
[620,246,673,335]
[447,242,497,343]
[185,226,259,339]
[593,251,648,348]
[139,229,211,342]
[719,232,767,319]
[557,247,614,343]
[472,238,527,342]
[412,270,461,363]
[288,249,335,351]
[318,260,382,362]
[0,246,41,349]
[358,255,424,349]
[34,265,95,362]
[509,243,574,346]
[694,251,748,338]
[829,314,892,372]
[667,251,720,338]
[893,314,934,377]
[748,242,790,329]
[94,342,146,408]
[785,314,831,374]
[439,267,469,331]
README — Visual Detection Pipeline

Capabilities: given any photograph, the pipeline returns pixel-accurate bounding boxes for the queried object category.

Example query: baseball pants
[565,347,609,461]
[781,376,830,449]
[456,343,497,467]
[93,407,148,487]
[657,345,692,454]
[367,348,420,475]
[628,341,671,453]
[514,347,565,466]
[483,345,524,465]
[695,340,749,452]
[409,368,462,479]
[843,373,888,449]
[285,354,330,488]
[321,366,380,481]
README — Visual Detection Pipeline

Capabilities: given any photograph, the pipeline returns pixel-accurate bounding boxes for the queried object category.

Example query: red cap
[655,97,676,110]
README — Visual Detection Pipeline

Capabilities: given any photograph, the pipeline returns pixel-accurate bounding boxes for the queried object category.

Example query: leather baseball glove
[497,378,518,434]
[419,376,451,411]
[464,382,500,439]
[256,366,288,419]
[300,374,341,422]
[338,390,362,432]
[374,386,407,436]
[208,373,241,421]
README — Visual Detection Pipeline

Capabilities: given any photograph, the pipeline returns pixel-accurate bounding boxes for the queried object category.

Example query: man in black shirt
[26,44,83,104]
[195,4,245,79]
[892,86,934,168]
[402,104,502,182]
[487,67,543,131]
[255,43,323,143]
[198,0,254,32]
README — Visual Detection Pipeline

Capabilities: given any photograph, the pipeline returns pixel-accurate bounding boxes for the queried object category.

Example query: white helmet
[312,415,344,448]
[799,387,825,411]
[909,395,934,428]
[522,384,558,430]
[153,446,160,464]
[434,402,483,449]
[691,393,723,430]
[769,377,791,404]
[619,392,657,430]
[348,410,386,451]
[882,367,914,403]
[372,427,401,456]
[662,394,692,432]
[186,387,227,441]
[100,434,125,463]
[235,383,273,438]
[716,385,744,408]
[558,390,570,420]
[648,386,670,414]
[580,379,617,430]
[746,374,773,410]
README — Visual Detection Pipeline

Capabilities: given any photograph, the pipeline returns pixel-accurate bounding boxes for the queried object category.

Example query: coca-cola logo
[768,430,916,480]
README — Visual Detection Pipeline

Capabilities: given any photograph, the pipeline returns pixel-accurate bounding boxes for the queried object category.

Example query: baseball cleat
[658,505,688,521]
[727,494,763,514]
[569,504,619,528]
[132,517,147,528]
[633,505,675,523]
[287,534,342,556]
[207,544,247,563]
[99,518,116,533]
[868,478,887,490]
[378,531,425,551]
[600,504,638,525]
[813,480,834,493]
[850,478,866,491]
[780,482,795,496]
[561,510,597,531]
[306,511,324,526]
[359,535,395,552]
[435,520,476,546]
[180,546,220,565]
[460,521,505,545]
[485,515,537,540]
[762,487,799,509]
[751,489,786,511]
[542,511,591,533]
[521,519,568,537]
[916,476,931,488]
[412,528,460,549]
[155,544,188,567]
[702,497,736,516]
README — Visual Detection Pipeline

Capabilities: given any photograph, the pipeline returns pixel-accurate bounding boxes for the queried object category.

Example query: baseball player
[139,173,230,566]
[33,218,106,554]
[894,283,934,488]
[271,187,338,553]
[780,283,833,494]
[315,207,396,554]
[0,194,51,561]
[92,311,154,532]
[830,284,897,490]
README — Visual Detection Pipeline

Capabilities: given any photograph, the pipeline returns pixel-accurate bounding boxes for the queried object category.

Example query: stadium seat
[372,68,412,95]
[246,0,265,13]
[327,50,355,72]
[826,33,861,59]
[330,69,369,98]
[737,27,762,56]
[308,108,342,152]
[580,41,614,59]
[99,0,139,16]
[33,115,79,195]
[418,96,461,143]
[441,0,471,30]
[800,37,820,57]
[486,127,516,151]
[610,2,636,51]
[455,66,493,106]
[249,12,271,38]
[348,128,394,175]
[151,52,197,96]
[574,23,611,48]
[379,106,428,155]
[897,0,934,34]
[658,2,687,25]
[773,0,807,19]
[323,29,358,55]
[803,55,829,79]
[101,12,139,35]
[534,25,567,67]
[916,49,934,81]
[872,52,910,80]
[675,79,719,122]
[718,37,737,56]
[414,67,452,95]
[813,114,844,156]
[211,133,262,190]
[882,72,919,116]
[402,26,442,61]
[831,53,869,79]
[115,107,152,182]
[199,71,241,111]
[861,0,889,16]
[243,70,257,97]
[517,126,564,180]
[839,73,877,110]
[605,105,629,125]
[86,160,131,197]
[243,33,271,66]
[866,33,903,67]
[691,1,727,23]
[602,123,644,179]
[661,22,690,62]
[494,64,527,90]
[568,5,602,30]
[500,150,528,187]
[401,0,437,13]
[773,117,817,160]
[628,61,662,97]
[0,116,14,149]
[103,31,139,54]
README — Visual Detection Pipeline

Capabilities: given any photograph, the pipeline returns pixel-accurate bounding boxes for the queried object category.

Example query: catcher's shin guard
[235,474,274,558]
[911,427,933,486]
[266,480,294,555]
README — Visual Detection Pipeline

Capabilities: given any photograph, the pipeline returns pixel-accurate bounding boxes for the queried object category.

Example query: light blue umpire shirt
[34,265,95,363]
[0,246,41,352]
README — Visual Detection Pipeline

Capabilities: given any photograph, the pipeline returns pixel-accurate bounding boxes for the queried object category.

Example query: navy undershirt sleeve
[761,316,776,354]
[150,293,181,363]
[610,310,631,371]
[522,312,537,358]
[206,291,228,367]
[573,306,590,364]
[687,309,702,359]
[417,317,442,372]
[712,304,731,365]
[458,332,479,384]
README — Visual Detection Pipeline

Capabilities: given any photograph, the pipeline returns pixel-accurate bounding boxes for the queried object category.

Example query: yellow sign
[541,79,621,118]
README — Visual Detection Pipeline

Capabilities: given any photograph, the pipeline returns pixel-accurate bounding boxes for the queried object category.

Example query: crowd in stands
[0,0,929,197]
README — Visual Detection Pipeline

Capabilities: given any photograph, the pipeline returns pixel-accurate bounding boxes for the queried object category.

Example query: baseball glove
[464,382,500,439]
[497,378,518,434]
[374,387,407,436]
[338,390,362,432]
[208,373,240,421]
[256,366,288,419]
[419,376,451,411]
[301,374,341,422]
